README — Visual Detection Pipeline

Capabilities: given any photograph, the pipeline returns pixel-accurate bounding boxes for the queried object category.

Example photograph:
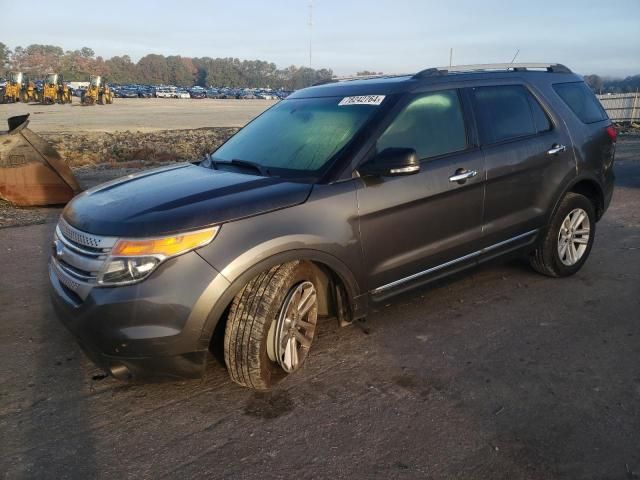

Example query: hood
[63,163,312,237]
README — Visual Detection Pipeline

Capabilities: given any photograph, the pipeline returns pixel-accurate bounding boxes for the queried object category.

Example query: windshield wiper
[229,159,269,176]
[207,156,270,176]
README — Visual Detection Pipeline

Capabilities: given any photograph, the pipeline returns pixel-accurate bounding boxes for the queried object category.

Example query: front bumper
[49,251,230,380]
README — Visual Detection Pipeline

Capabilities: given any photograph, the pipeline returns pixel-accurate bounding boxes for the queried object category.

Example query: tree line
[0,42,333,89]
[584,74,640,94]
[3,43,638,93]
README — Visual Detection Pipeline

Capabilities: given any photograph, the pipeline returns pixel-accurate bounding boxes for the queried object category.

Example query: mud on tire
[223,261,319,390]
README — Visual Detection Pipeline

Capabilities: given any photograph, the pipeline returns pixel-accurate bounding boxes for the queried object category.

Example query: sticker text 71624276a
[338,95,386,106]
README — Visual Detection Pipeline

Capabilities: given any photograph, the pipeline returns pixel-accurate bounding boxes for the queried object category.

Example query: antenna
[308,0,313,69]
[510,48,520,63]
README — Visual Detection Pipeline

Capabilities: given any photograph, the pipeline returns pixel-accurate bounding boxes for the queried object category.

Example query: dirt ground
[0,98,275,132]
[0,134,639,479]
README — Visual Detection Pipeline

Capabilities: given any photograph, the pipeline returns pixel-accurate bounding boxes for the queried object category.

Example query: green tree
[584,74,604,93]
[137,54,170,84]
[1,42,336,88]
[105,55,137,83]
[0,42,10,74]
[81,47,95,58]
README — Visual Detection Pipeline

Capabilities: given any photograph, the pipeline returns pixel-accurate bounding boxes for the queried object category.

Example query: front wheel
[224,261,319,390]
[529,192,596,277]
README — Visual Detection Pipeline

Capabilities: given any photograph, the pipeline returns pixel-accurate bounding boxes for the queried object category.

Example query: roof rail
[312,73,413,86]
[412,62,572,79]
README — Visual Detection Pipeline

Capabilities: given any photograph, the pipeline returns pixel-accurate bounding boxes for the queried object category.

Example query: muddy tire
[529,192,596,277]
[224,261,319,390]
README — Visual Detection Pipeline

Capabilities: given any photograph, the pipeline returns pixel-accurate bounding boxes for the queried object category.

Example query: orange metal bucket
[0,114,81,206]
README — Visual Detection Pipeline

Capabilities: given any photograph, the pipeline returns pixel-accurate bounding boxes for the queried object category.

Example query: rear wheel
[224,261,319,390]
[529,192,596,277]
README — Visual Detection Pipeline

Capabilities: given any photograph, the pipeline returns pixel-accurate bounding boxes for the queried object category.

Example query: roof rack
[312,73,413,86]
[413,62,572,78]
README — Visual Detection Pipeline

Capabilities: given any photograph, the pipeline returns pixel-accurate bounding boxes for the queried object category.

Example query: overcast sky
[2,0,639,77]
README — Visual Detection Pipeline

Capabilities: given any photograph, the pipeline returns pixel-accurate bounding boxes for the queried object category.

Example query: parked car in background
[176,88,191,99]
[156,86,178,98]
[189,87,207,99]
[118,88,139,98]
[138,86,155,98]
[206,88,221,99]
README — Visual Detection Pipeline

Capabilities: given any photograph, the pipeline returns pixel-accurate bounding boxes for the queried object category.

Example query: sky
[1,0,639,77]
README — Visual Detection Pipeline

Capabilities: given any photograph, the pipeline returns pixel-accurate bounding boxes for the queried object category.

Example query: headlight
[97,227,219,286]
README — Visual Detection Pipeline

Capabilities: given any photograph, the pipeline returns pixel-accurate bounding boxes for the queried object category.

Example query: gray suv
[49,63,616,389]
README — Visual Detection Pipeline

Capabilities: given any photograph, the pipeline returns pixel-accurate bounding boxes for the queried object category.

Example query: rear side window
[553,82,608,124]
[377,89,467,160]
[472,85,546,144]
[529,95,552,133]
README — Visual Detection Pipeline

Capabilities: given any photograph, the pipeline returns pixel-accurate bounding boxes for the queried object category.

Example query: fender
[545,172,605,226]
[193,248,364,349]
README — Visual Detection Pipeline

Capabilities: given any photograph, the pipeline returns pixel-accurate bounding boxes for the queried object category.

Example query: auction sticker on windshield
[338,95,386,106]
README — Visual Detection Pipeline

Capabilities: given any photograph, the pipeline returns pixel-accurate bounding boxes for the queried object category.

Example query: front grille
[50,219,119,301]
[57,218,117,250]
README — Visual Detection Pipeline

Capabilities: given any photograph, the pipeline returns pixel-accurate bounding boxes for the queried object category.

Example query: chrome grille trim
[56,260,96,283]
[50,259,94,301]
[55,258,96,282]
[55,226,109,258]
[51,218,117,301]
[51,260,81,291]
[57,218,118,250]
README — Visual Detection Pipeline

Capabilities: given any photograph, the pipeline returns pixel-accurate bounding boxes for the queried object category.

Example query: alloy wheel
[267,281,318,373]
[557,208,591,266]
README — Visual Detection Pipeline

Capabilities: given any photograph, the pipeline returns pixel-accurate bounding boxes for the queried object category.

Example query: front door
[356,89,485,294]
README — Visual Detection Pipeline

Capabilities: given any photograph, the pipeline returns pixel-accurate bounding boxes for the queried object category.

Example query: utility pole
[449,48,453,67]
[308,0,314,70]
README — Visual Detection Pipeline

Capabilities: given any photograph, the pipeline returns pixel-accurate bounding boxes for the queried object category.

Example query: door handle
[547,144,566,155]
[449,169,478,183]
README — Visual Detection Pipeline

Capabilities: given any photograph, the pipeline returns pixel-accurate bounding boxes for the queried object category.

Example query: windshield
[211,96,383,176]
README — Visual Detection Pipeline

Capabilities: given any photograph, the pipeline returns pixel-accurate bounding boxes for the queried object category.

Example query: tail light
[605,125,617,143]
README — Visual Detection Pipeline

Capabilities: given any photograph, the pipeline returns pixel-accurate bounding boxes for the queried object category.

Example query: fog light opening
[109,363,132,380]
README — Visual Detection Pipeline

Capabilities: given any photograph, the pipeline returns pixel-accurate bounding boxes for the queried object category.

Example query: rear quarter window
[553,82,608,124]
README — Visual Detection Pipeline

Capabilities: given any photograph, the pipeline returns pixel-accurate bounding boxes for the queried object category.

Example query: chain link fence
[597,93,640,122]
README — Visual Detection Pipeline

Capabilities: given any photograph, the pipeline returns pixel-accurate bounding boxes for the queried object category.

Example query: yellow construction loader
[1,72,24,103]
[41,73,72,104]
[22,77,40,103]
[81,75,113,105]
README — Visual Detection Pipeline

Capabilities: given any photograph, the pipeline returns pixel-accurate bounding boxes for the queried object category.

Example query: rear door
[356,89,485,294]
[470,84,575,247]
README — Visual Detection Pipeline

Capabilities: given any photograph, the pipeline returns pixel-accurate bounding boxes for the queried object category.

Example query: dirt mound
[39,127,238,167]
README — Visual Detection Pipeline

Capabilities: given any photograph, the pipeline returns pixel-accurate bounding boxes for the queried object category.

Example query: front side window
[376,89,467,160]
[553,82,608,124]
[212,96,382,176]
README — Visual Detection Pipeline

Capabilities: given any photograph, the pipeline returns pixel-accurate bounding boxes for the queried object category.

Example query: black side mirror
[359,148,420,177]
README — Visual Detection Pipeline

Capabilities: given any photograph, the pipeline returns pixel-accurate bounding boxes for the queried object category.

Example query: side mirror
[359,148,420,177]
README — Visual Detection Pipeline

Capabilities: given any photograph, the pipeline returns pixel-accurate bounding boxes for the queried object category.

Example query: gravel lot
[0,98,275,132]
[0,127,639,479]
